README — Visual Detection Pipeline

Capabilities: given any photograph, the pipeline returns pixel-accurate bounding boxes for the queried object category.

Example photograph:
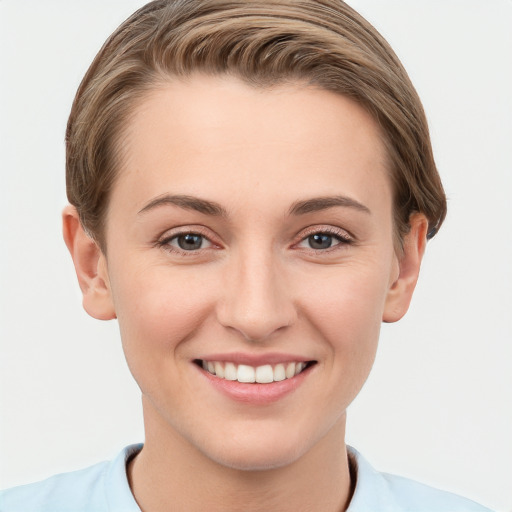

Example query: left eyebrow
[137,194,228,217]
[288,196,371,216]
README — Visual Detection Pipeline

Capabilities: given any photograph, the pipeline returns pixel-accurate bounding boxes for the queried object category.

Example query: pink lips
[194,352,315,404]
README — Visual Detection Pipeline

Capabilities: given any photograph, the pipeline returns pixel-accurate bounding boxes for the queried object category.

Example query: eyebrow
[138,193,370,218]
[288,196,371,216]
[138,194,227,217]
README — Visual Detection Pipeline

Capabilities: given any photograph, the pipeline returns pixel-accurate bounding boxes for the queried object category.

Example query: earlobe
[62,205,116,320]
[382,214,429,323]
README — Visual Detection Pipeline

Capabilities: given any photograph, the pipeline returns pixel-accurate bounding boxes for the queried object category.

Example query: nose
[216,249,297,342]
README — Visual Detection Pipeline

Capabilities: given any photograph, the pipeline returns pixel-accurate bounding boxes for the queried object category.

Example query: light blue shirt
[0,444,493,511]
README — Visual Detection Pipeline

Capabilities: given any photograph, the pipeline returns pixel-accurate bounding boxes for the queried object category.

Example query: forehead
[113,75,391,217]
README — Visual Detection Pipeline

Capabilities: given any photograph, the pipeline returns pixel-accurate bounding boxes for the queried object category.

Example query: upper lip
[195,352,315,366]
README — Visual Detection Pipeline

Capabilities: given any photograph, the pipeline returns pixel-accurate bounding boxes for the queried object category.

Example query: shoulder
[0,444,142,512]
[347,447,494,512]
[0,461,109,512]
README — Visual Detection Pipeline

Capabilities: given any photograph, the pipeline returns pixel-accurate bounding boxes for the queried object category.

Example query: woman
[0,1,498,511]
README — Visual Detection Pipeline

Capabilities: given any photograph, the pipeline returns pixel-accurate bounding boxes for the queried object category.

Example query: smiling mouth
[195,360,317,384]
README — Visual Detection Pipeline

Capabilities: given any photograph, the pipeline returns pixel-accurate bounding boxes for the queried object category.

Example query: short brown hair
[66,0,446,251]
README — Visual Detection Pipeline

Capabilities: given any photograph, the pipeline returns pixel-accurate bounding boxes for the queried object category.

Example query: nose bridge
[217,244,296,342]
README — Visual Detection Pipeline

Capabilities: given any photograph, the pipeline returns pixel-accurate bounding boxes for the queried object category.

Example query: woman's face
[96,76,414,470]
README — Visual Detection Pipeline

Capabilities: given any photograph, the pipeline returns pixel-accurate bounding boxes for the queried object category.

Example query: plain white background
[0,1,511,511]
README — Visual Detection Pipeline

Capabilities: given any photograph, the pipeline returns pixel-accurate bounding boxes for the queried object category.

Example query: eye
[166,233,212,251]
[307,233,337,250]
[296,229,353,251]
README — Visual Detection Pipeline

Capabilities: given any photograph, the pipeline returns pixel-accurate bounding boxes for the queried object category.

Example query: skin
[63,75,427,512]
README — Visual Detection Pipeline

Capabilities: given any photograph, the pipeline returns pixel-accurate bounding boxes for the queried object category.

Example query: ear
[62,205,116,320]
[383,213,429,323]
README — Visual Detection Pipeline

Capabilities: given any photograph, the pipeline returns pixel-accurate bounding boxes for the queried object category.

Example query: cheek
[295,263,390,384]
[299,262,389,334]
[109,262,215,373]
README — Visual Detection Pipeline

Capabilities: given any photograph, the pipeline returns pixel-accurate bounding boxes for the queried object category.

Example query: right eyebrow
[288,195,371,216]
[137,194,228,217]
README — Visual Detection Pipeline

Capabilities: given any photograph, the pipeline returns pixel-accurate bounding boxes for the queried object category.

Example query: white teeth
[255,365,273,384]
[273,363,286,381]
[285,362,296,379]
[214,362,224,378]
[237,364,256,383]
[200,360,311,383]
[224,362,237,381]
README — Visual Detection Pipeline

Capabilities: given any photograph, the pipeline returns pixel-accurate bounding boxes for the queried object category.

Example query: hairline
[91,72,407,255]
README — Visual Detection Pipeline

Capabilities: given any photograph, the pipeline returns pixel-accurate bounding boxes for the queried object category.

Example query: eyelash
[156,226,354,256]
[293,226,354,252]
[156,227,218,256]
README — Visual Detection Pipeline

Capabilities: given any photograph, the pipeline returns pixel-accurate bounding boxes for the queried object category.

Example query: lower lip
[197,365,313,404]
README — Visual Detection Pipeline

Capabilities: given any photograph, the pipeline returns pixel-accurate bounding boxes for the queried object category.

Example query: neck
[128,400,354,512]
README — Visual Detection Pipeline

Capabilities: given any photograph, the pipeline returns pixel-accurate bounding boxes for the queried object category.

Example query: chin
[193,424,318,472]
[206,443,304,472]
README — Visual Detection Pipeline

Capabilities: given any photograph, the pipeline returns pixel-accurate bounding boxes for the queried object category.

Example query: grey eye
[175,234,205,250]
[308,234,335,250]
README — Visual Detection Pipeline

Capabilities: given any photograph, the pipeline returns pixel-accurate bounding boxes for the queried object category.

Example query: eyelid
[293,225,354,251]
[155,225,221,253]
[296,225,354,242]
[167,233,213,250]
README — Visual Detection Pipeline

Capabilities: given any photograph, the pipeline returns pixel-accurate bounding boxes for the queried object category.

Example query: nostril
[215,278,298,342]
